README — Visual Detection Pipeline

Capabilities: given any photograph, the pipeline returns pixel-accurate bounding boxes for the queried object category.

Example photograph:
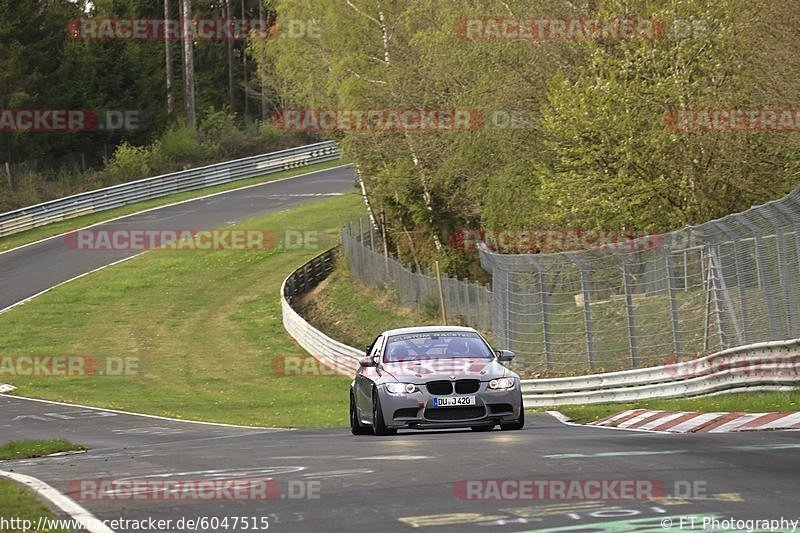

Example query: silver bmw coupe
[350,326,524,435]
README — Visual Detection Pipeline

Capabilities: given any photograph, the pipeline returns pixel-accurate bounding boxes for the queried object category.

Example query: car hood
[378,358,516,383]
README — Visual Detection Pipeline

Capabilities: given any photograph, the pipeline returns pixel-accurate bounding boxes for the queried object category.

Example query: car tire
[350,392,371,435]
[500,406,524,431]
[471,425,494,432]
[372,389,396,436]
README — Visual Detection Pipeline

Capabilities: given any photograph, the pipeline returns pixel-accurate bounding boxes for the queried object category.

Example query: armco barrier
[0,141,340,237]
[281,248,362,375]
[281,250,800,405]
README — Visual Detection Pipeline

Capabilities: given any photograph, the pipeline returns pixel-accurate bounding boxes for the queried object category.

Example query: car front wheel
[372,389,396,436]
[350,392,371,435]
[500,406,524,431]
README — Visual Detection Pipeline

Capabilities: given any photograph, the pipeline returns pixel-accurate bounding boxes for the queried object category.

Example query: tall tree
[226,0,235,112]
[164,0,174,115]
[181,0,196,127]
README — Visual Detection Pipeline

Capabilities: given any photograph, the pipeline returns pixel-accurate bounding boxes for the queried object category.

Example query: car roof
[382,325,480,337]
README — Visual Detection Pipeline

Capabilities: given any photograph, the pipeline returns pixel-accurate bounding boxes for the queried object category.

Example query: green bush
[151,124,220,169]
[259,122,281,143]
[104,142,151,181]
[199,109,245,156]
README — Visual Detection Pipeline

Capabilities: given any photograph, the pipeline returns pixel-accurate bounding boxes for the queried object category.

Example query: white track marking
[616,410,665,428]
[0,394,290,430]
[0,470,114,533]
[545,410,670,433]
[663,412,724,433]
[636,412,687,430]
[0,254,141,316]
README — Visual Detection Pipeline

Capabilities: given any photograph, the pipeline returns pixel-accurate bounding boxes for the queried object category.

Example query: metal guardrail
[522,338,800,406]
[281,248,362,375]
[281,251,800,406]
[0,141,340,237]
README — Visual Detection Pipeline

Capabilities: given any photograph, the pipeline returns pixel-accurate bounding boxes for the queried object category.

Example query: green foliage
[151,124,220,169]
[256,0,800,277]
[198,108,246,155]
[105,141,151,181]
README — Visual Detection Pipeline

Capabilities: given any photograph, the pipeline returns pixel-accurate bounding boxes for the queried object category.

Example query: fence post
[662,243,684,357]
[773,201,800,338]
[738,216,779,339]
[712,221,750,344]
[565,253,596,369]
[706,246,729,349]
[464,280,471,326]
[612,251,639,367]
[760,209,795,339]
[525,257,552,368]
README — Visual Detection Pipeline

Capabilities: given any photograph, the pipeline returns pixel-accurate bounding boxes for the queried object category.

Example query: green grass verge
[0,193,366,427]
[295,263,436,349]
[0,158,349,253]
[0,478,75,533]
[552,390,800,424]
[0,439,85,461]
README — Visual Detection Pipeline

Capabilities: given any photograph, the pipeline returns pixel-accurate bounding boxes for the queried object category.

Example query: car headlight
[488,377,516,390]
[385,383,418,394]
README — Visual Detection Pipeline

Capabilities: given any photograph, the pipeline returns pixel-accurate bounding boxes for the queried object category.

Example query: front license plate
[433,396,476,407]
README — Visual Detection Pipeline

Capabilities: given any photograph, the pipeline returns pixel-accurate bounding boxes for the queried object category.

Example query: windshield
[383,332,493,363]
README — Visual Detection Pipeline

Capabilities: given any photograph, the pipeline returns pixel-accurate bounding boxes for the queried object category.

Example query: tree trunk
[354,162,378,229]
[164,0,174,115]
[180,0,196,128]
[241,0,249,117]
[226,0,235,112]
[259,0,268,120]
[376,7,442,251]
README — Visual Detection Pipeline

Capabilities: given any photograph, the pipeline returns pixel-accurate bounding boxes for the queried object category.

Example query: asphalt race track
[0,164,356,311]
[2,395,800,532]
[2,164,800,532]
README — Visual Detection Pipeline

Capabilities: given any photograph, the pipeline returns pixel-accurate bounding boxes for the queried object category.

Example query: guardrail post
[565,252,596,369]
[525,257,552,368]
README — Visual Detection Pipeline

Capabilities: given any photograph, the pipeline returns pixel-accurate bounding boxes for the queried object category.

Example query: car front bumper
[377,383,523,429]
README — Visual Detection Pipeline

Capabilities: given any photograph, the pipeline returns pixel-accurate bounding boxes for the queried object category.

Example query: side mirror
[496,349,515,362]
[359,356,377,368]
[365,345,372,356]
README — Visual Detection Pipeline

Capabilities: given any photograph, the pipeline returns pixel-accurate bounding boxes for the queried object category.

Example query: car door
[356,334,384,422]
